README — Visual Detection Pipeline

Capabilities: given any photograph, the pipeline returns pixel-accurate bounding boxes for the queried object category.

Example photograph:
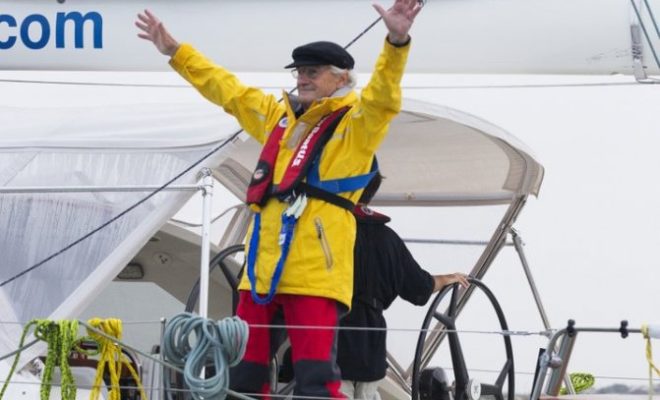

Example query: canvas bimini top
[217,98,544,207]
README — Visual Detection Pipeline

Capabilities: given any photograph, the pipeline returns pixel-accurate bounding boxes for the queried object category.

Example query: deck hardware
[619,320,629,338]
[566,320,576,338]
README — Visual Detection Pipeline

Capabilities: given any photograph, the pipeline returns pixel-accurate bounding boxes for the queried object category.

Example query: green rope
[0,319,81,400]
[559,372,596,395]
[0,320,38,399]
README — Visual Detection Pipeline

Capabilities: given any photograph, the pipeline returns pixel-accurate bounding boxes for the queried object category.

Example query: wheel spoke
[479,383,504,400]
[448,283,460,317]
[496,359,513,388]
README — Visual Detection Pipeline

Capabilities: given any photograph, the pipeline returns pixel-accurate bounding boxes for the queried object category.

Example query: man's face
[294,65,347,109]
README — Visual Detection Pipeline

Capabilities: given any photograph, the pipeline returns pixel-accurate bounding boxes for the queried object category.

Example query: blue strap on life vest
[247,212,297,305]
[246,158,378,305]
[306,156,379,194]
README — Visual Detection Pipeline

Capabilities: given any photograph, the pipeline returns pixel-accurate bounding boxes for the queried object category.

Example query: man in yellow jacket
[136,1,420,398]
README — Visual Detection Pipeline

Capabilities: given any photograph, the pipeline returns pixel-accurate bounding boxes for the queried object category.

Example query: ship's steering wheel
[411,277,515,400]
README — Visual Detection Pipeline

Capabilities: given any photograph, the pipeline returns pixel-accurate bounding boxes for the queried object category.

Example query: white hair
[329,65,357,88]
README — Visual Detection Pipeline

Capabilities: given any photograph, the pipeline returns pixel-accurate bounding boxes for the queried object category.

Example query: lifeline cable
[0,338,39,363]
[0,1,407,289]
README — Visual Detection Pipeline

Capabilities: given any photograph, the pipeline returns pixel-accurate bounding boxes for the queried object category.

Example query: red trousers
[229,290,346,399]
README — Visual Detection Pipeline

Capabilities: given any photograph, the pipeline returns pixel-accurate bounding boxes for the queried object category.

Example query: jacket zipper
[314,217,333,270]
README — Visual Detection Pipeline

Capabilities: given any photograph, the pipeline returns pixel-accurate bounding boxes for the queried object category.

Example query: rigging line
[344,16,383,50]
[0,2,393,288]
[0,131,240,289]
[341,0,426,50]
[632,0,660,69]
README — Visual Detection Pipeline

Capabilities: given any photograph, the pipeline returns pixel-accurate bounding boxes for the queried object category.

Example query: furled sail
[1,0,658,76]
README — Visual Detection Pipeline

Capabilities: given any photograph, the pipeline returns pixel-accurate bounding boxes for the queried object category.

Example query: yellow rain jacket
[170,39,410,308]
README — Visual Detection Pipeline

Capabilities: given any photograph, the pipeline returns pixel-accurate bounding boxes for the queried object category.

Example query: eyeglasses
[291,66,329,80]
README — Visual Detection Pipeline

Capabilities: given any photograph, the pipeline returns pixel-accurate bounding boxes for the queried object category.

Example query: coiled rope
[0,319,79,400]
[162,312,248,400]
[559,372,595,395]
[641,324,660,400]
[84,318,147,400]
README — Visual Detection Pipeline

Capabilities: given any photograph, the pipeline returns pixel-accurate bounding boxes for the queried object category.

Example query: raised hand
[372,0,422,44]
[135,9,180,57]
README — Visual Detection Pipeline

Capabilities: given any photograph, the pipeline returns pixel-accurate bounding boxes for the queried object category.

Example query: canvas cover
[221,98,544,207]
[0,100,241,362]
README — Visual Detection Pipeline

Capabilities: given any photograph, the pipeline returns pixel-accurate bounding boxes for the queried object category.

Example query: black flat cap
[284,41,354,70]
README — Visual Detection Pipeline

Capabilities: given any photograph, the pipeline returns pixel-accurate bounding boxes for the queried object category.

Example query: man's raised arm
[135,9,180,57]
[373,0,422,45]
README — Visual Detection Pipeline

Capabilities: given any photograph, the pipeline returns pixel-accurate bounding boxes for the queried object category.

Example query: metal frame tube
[386,351,412,394]
[199,168,214,319]
[630,0,660,82]
[403,238,515,246]
[159,317,167,400]
[511,228,551,330]
[546,333,577,395]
